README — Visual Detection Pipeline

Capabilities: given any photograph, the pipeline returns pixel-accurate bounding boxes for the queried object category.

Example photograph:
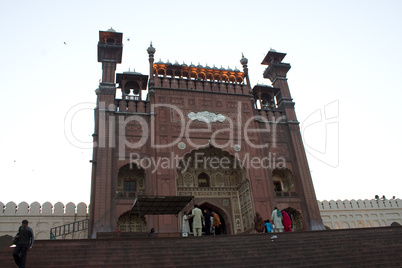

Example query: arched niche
[117,211,146,232]
[117,164,145,198]
[272,168,295,192]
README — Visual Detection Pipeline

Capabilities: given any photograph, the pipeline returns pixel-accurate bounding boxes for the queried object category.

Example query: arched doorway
[285,207,303,231]
[199,203,228,235]
[177,146,254,234]
[117,211,146,232]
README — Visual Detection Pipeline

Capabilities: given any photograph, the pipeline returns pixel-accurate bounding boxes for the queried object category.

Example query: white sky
[1,0,401,206]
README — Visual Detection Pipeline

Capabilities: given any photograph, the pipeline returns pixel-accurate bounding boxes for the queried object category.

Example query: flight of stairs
[1,226,401,267]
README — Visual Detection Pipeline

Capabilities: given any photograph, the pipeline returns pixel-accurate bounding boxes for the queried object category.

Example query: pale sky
[1,0,401,206]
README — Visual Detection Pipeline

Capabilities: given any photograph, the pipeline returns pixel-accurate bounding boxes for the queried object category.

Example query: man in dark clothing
[203,209,212,235]
[13,219,34,268]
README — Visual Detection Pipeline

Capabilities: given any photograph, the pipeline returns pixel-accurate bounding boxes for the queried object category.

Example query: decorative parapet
[318,199,402,210]
[318,199,402,229]
[0,201,88,240]
[151,61,250,94]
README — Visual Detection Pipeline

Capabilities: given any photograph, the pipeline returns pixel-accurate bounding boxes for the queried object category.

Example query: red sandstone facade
[89,28,324,238]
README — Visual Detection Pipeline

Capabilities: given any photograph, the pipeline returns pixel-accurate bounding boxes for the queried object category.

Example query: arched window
[117,164,145,198]
[198,172,210,187]
[272,168,295,196]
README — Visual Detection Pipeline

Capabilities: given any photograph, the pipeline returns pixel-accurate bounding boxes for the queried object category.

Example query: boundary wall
[0,201,88,240]
[1,199,401,239]
[318,198,402,229]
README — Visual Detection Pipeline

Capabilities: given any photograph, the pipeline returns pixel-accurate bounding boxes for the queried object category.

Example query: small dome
[197,63,203,68]
[189,62,196,68]
[234,66,240,72]
[182,62,188,67]
[269,47,277,52]
[227,66,233,71]
[174,61,180,66]
[123,70,142,75]
[166,59,172,65]
[212,65,218,70]
[205,64,211,69]
[147,42,156,54]
[220,65,225,70]
[240,54,248,65]
[107,27,116,32]
[156,59,164,64]
[123,67,142,75]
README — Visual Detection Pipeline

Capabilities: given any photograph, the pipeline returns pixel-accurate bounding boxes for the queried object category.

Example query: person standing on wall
[13,219,34,268]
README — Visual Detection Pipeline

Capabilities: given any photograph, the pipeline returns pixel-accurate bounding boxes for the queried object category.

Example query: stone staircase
[1,226,401,267]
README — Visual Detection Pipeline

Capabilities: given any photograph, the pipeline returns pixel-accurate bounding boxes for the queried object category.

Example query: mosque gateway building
[88,28,325,238]
[1,29,401,240]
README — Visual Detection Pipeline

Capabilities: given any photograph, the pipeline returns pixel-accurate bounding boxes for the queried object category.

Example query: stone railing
[115,99,149,114]
[318,198,402,229]
[0,201,88,240]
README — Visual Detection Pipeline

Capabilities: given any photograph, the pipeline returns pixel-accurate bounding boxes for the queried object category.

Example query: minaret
[147,42,156,89]
[89,28,123,238]
[98,27,123,85]
[262,49,325,230]
[240,53,251,89]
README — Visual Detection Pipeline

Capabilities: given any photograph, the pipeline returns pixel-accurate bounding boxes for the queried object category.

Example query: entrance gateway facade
[89,28,325,238]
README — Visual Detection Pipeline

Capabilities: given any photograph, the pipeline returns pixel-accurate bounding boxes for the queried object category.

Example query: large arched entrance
[199,202,227,235]
[177,146,254,234]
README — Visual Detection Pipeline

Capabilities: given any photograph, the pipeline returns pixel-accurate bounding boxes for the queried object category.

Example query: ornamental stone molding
[187,111,226,123]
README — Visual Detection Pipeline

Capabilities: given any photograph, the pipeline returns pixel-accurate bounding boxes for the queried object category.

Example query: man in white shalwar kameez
[271,207,284,232]
[190,204,203,236]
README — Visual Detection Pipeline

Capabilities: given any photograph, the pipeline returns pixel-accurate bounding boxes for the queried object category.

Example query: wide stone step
[1,227,401,267]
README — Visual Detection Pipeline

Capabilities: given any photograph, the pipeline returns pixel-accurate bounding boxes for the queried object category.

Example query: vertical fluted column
[147,42,156,89]
[240,53,251,89]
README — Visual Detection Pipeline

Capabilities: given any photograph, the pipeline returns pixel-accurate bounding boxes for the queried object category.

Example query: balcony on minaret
[251,84,286,122]
[115,71,149,113]
[261,49,291,82]
[97,28,123,63]
[252,84,280,110]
